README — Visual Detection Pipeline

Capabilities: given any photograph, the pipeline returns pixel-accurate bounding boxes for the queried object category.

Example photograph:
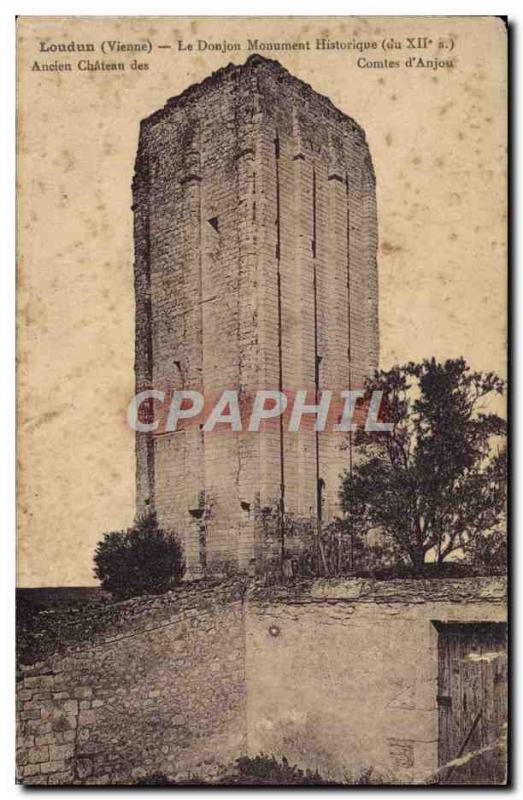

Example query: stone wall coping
[249,576,507,605]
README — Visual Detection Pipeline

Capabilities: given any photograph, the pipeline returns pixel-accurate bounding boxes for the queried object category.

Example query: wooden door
[436,622,508,785]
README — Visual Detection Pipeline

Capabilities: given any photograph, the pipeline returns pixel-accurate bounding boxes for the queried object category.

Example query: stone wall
[133,55,378,577]
[16,581,247,785]
[17,577,506,785]
[245,577,507,784]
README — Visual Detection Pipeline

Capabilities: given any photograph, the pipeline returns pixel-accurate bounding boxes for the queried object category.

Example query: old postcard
[16,16,508,786]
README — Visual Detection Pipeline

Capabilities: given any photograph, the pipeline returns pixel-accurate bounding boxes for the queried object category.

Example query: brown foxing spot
[380,241,402,255]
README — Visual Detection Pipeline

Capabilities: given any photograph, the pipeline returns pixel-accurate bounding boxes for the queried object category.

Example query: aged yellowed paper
[17,16,507,786]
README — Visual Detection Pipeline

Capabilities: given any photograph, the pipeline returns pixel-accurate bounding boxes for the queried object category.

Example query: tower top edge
[140,54,364,135]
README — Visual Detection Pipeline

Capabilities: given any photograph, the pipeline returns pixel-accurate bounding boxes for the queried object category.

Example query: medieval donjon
[133,55,378,578]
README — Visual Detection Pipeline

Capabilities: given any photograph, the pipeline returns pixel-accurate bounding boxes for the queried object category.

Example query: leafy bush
[230,754,329,784]
[93,512,185,600]
[296,518,375,577]
[353,767,388,784]
[135,757,391,786]
[136,755,330,786]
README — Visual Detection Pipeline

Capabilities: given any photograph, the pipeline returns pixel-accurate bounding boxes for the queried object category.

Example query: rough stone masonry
[133,55,379,578]
[16,578,506,785]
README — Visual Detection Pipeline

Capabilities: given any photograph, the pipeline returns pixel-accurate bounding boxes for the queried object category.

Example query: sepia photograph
[15,14,508,787]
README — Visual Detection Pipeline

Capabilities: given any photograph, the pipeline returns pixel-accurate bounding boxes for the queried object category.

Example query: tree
[94,512,185,600]
[339,358,507,571]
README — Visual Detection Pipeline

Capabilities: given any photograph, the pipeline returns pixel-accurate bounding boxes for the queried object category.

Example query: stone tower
[133,55,378,578]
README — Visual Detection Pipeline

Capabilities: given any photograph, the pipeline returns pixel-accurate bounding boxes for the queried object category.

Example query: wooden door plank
[438,628,451,769]
[437,622,508,786]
